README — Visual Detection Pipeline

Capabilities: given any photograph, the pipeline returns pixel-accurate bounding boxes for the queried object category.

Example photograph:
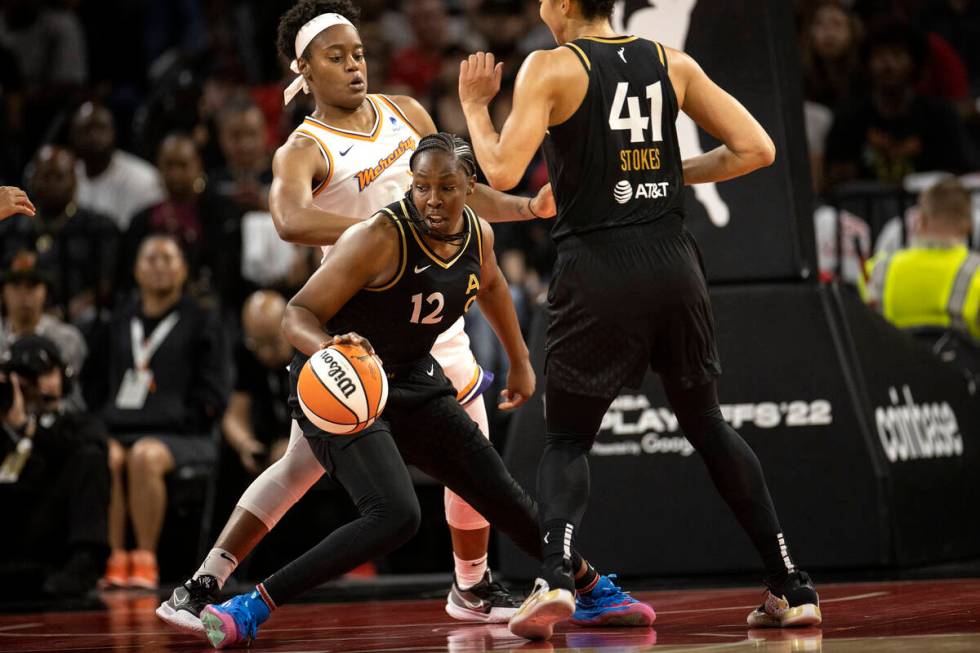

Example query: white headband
[283,13,356,105]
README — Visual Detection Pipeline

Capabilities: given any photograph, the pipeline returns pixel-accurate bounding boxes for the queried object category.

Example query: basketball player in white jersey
[158,0,555,632]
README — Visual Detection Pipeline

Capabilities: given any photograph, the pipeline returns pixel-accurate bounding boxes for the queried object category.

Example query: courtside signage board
[835,288,980,565]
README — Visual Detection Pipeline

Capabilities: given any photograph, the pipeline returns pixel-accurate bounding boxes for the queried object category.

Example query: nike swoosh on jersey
[339,145,354,156]
[427,365,434,376]
[414,264,431,273]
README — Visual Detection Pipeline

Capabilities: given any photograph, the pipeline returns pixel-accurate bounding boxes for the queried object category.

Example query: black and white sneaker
[746,570,822,628]
[156,575,221,634]
[446,571,521,623]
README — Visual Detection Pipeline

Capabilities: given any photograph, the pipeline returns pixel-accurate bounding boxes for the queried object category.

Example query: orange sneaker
[100,550,130,589]
[129,550,159,590]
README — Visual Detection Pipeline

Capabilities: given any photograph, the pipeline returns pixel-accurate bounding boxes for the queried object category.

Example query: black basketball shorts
[288,353,492,475]
[546,219,722,398]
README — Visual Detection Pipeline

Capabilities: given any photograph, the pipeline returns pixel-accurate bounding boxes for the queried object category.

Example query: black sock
[574,560,599,594]
[762,532,796,584]
[540,519,575,591]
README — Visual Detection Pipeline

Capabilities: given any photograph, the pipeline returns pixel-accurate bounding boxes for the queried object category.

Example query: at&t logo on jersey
[613,180,671,204]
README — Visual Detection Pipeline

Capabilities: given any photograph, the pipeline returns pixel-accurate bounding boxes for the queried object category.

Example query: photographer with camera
[0,335,109,600]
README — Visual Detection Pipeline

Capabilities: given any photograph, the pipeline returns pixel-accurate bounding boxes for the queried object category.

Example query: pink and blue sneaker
[200,588,272,649]
[571,574,656,627]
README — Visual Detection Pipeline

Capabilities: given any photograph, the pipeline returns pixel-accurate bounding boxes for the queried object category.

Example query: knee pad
[444,488,490,530]
[237,421,325,529]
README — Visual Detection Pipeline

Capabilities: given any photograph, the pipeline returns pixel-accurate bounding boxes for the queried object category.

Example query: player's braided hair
[404,133,478,245]
[276,0,360,62]
[409,133,477,178]
[577,0,617,20]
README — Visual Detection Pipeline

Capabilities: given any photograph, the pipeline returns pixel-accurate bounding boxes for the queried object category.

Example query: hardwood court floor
[1,578,978,652]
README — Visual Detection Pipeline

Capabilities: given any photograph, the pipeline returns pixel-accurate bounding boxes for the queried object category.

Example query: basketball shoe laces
[577,574,634,609]
[481,577,519,606]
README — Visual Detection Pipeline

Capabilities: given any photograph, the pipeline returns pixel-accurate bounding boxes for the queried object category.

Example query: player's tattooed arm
[269,134,362,246]
[387,94,555,222]
[283,216,399,356]
[665,47,776,185]
[473,218,534,410]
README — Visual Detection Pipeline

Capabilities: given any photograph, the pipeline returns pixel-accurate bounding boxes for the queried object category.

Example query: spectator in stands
[210,96,273,214]
[0,146,119,322]
[223,291,293,477]
[800,0,864,109]
[824,18,975,189]
[918,0,980,90]
[0,251,87,387]
[0,0,88,159]
[799,1,863,191]
[123,133,245,305]
[386,0,456,97]
[83,234,229,590]
[0,335,109,599]
[861,176,980,339]
[70,101,164,231]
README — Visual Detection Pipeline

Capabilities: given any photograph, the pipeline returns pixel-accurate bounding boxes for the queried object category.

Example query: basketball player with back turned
[458,0,821,639]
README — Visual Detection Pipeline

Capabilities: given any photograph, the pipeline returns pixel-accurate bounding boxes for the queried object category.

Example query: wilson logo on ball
[318,350,358,398]
[297,344,388,435]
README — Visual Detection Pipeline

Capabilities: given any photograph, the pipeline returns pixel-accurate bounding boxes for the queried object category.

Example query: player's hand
[326,332,378,359]
[459,52,503,109]
[500,359,535,411]
[235,436,267,475]
[529,183,556,220]
[0,186,35,219]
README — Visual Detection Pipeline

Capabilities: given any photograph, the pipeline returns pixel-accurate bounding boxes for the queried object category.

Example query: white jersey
[292,94,419,258]
[291,94,466,344]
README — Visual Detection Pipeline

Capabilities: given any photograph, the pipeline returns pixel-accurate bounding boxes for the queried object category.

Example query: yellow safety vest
[861,244,980,339]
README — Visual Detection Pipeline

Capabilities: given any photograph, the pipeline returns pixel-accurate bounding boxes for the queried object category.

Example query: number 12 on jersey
[609,81,664,143]
[410,292,444,324]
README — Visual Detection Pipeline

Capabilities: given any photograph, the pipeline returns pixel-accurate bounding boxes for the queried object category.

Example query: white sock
[454,553,488,590]
[193,548,238,589]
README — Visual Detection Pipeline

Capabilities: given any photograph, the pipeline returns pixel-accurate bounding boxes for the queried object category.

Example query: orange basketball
[297,343,388,435]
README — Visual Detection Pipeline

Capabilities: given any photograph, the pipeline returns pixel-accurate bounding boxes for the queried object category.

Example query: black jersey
[543,36,685,242]
[326,199,484,367]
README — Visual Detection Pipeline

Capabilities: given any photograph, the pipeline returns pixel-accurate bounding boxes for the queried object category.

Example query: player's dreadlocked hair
[404,133,478,244]
[577,0,617,20]
[276,0,360,62]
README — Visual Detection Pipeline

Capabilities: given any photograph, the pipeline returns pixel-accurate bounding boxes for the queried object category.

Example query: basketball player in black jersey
[199,134,651,649]
[459,0,821,640]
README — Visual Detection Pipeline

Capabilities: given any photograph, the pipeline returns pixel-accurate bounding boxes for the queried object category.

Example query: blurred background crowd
[0,0,978,601]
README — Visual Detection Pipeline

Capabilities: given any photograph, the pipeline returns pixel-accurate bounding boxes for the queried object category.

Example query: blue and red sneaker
[200,588,272,649]
[571,574,656,627]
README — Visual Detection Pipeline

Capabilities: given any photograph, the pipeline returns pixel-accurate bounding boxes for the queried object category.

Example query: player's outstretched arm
[666,47,776,185]
[269,136,362,246]
[283,217,400,356]
[473,219,534,410]
[459,51,559,191]
[386,93,555,222]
